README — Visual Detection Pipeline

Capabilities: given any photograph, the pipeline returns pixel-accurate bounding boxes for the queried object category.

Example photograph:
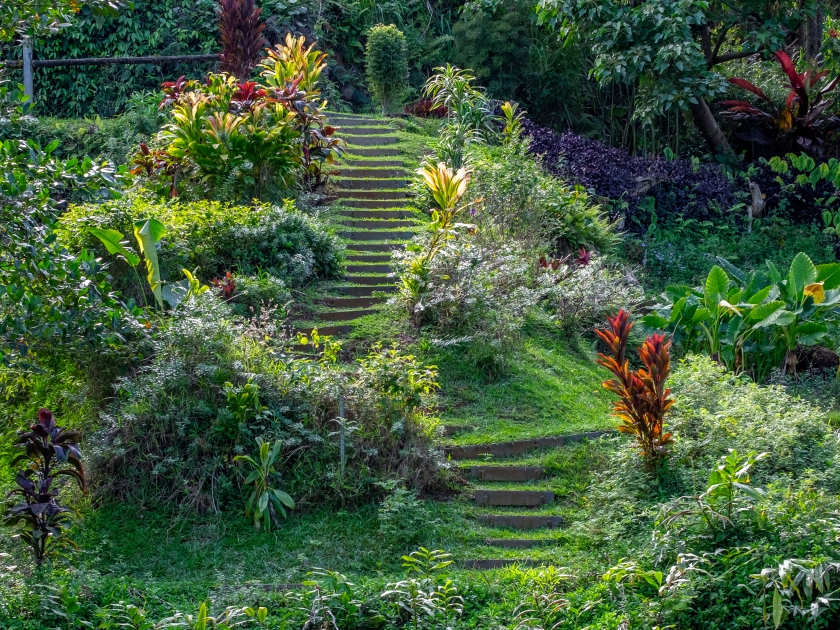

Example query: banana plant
[234,438,294,531]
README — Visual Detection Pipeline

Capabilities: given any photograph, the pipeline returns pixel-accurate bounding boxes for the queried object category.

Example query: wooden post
[22,38,33,102]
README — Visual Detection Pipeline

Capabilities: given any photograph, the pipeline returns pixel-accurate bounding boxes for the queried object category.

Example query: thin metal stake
[338,396,345,477]
[22,38,33,102]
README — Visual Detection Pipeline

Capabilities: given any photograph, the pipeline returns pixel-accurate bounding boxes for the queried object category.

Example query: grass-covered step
[337,190,407,200]
[477,515,562,530]
[346,253,392,263]
[328,116,382,126]
[343,159,403,168]
[345,242,405,252]
[445,431,610,460]
[339,230,415,240]
[342,275,392,285]
[346,147,400,158]
[484,539,551,548]
[338,285,397,296]
[320,296,384,308]
[338,127,394,136]
[339,168,404,179]
[339,210,414,219]
[340,220,415,230]
[338,178,408,190]
[469,466,545,482]
[315,309,379,322]
[340,199,410,209]
[474,490,554,507]
[344,135,398,146]
[463,559,538,570]
[294,324,352,336]
[346,264,392,274]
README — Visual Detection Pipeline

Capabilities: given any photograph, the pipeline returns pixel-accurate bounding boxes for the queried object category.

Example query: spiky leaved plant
[595,310,674,473]
[218,0,266,80]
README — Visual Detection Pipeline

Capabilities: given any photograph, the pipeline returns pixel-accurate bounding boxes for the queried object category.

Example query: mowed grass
[433,319,614,445]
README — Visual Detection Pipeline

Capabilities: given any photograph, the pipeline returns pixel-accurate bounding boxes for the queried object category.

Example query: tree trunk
[688,97,732,155]
[801,0,824,60]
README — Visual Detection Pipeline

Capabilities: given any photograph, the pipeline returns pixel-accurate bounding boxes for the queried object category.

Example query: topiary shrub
[365,24,409,115]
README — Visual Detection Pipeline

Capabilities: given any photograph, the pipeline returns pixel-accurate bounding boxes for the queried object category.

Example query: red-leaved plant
[595,310,674,472]
[218,0,266,80]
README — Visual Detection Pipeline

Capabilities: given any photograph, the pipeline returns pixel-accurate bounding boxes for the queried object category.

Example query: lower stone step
[320,296,384,308]
[341,199,409,209]
[477,515,562,530]
[463,559,537,570]
[338,178,407,190]
[339,210,413,219]
[346,264,391,274]
[340,231,414,241]
[470,466,545,482]
[474,490,554,507]
[484,539,550,549]
[340,219,415,229]
[344,135,398,146]
[347,147,400,158]
[347,243,405,252]
[315,309,378,322]
[294,324,352,336]
[337,190,407,200]
[339,168,404,178]
[347,254,392,263]
[344,159,403,168]
[338,127,393,136]
[338,285,397,297]
[343,275,392,285]
[445,431,610,460]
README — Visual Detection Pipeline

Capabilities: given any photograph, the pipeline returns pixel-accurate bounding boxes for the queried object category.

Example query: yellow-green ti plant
[399,163,477,311]
[500,101,525,141]
[234,437,295,531]
[258,32,327,95]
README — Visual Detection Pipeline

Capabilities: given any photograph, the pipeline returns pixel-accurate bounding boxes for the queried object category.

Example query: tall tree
[536,0,818,155]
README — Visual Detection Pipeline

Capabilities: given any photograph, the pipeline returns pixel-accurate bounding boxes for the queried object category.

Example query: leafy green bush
[59,195,343,296]
[365,24,409,114]
[377,482,433,547]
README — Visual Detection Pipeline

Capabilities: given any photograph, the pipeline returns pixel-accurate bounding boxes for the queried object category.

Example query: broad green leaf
[715,256,745,283]
[642,314,669,329]
[272,488,295,508]
[88,227,140,266]
[773,587,783,629]
[748,301,786,327]
[745,285,772,305]
[817,262,840,290]
[795,321,828,345]
[704,266,729,313]
[787,252,818,301]
[133,219,166,310]
[766,260,783,286]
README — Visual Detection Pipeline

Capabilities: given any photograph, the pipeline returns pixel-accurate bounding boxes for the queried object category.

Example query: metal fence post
[22,38,34,102]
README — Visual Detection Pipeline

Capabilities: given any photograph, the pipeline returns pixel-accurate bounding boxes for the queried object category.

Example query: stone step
[470,466,545,482]
[477,515,562,530]
[338,127,393,136]
[463,559,537,570]
[340,168,404,179]
[346,264,392,274]
[339,210,414,219]
[347,148,400,158]
[340,199,409,209]
[344,159,403,168]
[338,178,407,190]
[337,190,407,200]
[295,324,352,336]
[347,242,405,252]
[343,275,391,285]
[315,309,378,322]
[474,490,554,507]
[445,431,610,460]
[329,116,382,126]
[344,135,398,146]
[484,539,550,549]
[347,254,392,263]
[340,219,415,229]
[338,285,398,296]
[340,230,414,241]
[320,296,384,308]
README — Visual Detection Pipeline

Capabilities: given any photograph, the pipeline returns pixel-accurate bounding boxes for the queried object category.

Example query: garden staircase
[448,431,609,570]
[293,114,416,342]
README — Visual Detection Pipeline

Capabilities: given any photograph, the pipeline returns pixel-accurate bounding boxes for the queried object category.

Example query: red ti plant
[721,50,840,156]
[3,409,86,566]
[595,310,674,472]
[214,272,236,300]
[217,0,267,81]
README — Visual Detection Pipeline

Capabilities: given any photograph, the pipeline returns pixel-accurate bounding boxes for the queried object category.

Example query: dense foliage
[365,24,409,115]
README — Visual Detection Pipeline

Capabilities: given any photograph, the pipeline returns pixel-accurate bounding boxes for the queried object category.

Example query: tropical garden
[2,0,840,628]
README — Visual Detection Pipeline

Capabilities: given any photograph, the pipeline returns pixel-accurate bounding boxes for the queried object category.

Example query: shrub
[365,24,409,115]
[377,482,433,547]
[59,196,344,297]
[217,0,266,80]
[229,273,291,319]
[595,310,674,473]
[539,255,644,336]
